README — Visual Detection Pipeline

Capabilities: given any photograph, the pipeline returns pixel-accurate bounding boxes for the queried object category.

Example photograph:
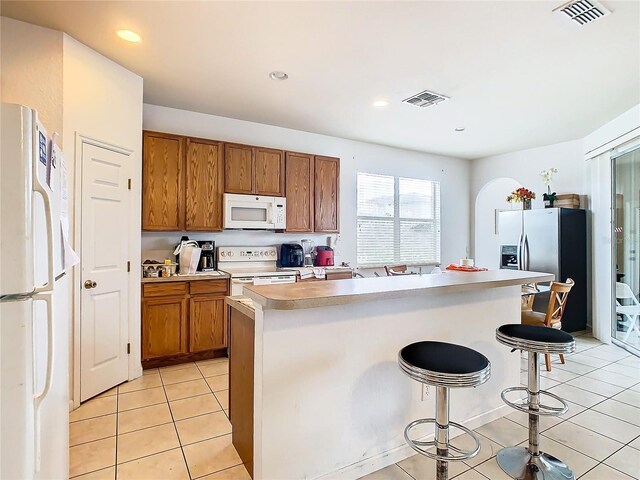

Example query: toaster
[314,246,334,266]
[279,243,304,268]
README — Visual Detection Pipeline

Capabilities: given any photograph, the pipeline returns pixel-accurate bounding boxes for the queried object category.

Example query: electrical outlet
[421,384,430,401]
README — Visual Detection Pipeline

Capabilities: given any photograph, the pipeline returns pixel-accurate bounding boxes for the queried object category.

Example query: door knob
[84,280,97,289]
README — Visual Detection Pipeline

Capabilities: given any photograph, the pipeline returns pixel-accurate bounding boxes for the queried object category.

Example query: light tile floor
[69,357,250,480]
[362,331,640,480]
[70,334,640,480]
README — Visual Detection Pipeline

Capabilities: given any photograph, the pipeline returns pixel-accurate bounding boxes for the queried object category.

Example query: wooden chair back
[384,265,408,276]
[544,278,574,326]
[521,293,535,311]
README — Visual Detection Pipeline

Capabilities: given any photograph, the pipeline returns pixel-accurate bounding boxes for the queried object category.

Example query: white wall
[63,35,144,399]
[143,104,471,269]
[1,17,63,137]
[470,139,585,262]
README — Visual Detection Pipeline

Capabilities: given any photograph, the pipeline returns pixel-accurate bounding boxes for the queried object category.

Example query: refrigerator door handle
[516,233,524,270]
[523,234,530,271]
[33,292,54,472]
[32,162,55,294]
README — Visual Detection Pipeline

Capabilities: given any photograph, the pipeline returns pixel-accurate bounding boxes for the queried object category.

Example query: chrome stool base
[497,447,575,480]
[404,418,481,461]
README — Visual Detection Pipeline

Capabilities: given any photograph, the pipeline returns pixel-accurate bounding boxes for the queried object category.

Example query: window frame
[356,173,441,268]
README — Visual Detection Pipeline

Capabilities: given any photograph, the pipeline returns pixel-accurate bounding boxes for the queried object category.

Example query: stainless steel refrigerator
[499,208,588,332]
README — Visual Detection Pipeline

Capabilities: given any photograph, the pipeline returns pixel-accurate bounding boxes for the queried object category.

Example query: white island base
[240,270,554,479]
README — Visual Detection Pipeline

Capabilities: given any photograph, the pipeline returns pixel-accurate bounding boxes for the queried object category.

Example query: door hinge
[127,261,131,272]
[127,343,131,354]
[127,178,132,190]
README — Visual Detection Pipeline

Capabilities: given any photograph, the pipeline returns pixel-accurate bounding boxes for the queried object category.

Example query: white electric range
[217,246,297,297]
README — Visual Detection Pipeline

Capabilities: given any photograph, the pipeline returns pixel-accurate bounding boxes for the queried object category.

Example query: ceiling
[2,1,639,159]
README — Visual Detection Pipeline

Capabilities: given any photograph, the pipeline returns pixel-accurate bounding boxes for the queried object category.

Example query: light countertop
[141,272,229,283]
[225,296,256,319]
[243,269,554,310]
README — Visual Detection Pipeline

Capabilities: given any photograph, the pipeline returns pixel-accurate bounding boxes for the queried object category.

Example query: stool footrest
[404,418,480,462]
[501,386,569,416]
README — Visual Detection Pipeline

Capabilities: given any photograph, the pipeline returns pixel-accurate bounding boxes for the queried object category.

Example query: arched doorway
[474,177,521,269]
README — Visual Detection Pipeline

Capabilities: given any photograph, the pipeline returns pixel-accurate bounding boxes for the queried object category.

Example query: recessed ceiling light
[455,127,466,132]
[269,71,288,80]
[116,29,142,43]
[372,100,389,108]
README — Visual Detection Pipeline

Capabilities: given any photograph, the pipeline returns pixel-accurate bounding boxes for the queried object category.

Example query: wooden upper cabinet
[185,138,224,231]
[142,131,185,230]
[189,295,226,352]
[254,148,284,196]
[141,297,188,360]
[284,152,314,232]
[314,156,340,233]
[225,144,254,194]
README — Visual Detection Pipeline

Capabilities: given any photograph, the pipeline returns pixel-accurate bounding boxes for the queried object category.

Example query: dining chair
[385,264,410,276]
[521,278,574,371]
[615,282,640,343]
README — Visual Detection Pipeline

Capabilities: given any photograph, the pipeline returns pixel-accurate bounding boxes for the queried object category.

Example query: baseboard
[315,403,511,480]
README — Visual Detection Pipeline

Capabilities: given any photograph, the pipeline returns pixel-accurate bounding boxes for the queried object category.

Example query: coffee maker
[198,241,216,272]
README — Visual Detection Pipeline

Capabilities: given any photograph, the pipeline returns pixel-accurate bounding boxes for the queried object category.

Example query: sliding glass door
[613,146,640,353]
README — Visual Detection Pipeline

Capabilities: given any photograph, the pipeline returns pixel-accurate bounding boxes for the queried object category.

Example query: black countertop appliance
[279,243,304,268]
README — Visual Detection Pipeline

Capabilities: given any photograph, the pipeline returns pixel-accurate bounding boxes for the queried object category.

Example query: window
[357,172,440,267]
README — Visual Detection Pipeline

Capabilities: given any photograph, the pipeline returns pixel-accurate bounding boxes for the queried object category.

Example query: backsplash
[141,231,342,264]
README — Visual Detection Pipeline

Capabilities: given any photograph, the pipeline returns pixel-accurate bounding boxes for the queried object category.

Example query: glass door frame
[611,143,640,356]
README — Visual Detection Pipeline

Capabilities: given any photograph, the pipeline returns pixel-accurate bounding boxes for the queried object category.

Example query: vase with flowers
[540,168,558,208]
[506,187,536,210]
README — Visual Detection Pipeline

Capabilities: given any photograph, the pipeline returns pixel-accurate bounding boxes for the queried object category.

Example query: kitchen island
[228,270,554,479]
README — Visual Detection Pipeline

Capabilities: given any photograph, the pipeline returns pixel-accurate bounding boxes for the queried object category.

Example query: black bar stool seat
[399,341,491,480]
[496,324,576,480]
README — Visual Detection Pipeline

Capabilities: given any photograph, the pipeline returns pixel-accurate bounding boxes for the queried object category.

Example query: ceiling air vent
[554,0,612,25]
[402,90,449,108]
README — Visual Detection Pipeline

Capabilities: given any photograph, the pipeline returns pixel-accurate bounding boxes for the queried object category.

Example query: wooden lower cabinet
[189,295,226,352]
[141,297,188,359]
[141,279,229,368]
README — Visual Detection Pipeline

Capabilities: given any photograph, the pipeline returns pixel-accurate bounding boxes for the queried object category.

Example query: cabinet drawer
[143,282,188,298]
[190,280,228,295]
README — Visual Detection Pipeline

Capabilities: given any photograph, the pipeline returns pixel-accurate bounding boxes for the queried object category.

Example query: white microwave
[223,194,286,230]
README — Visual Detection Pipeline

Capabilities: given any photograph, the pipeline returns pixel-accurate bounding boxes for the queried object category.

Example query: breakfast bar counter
[243,269,554,310]
[228,270,553,480]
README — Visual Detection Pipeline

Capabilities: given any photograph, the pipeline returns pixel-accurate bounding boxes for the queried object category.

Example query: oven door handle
[268,277,296,284]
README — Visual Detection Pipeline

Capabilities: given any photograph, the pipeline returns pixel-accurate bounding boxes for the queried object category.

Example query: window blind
[357,172,441,268]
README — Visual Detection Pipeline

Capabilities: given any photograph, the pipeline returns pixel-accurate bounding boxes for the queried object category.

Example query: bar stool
[398,341,491,480]
[495,324,576,480]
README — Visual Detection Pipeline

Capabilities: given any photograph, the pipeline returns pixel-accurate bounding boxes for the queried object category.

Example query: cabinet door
[225,144,254,194]
[142,297,188,359]
[314,156,340,233]
[284,152,314,232]
[189,295,226,352]
[142,131,185,230]
[186,139,224,230]
[254,148,284,196]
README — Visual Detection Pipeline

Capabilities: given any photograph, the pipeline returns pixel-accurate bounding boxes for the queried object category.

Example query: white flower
[540,168,558,186]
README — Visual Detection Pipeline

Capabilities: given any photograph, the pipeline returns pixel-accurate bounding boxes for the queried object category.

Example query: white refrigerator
[1,104,73,479]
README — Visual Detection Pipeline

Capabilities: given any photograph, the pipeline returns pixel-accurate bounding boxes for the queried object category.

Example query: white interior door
[80,143,130,401]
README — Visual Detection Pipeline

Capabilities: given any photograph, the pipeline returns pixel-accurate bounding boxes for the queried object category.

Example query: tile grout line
[159,364,195,480]
[195,362,226,415]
